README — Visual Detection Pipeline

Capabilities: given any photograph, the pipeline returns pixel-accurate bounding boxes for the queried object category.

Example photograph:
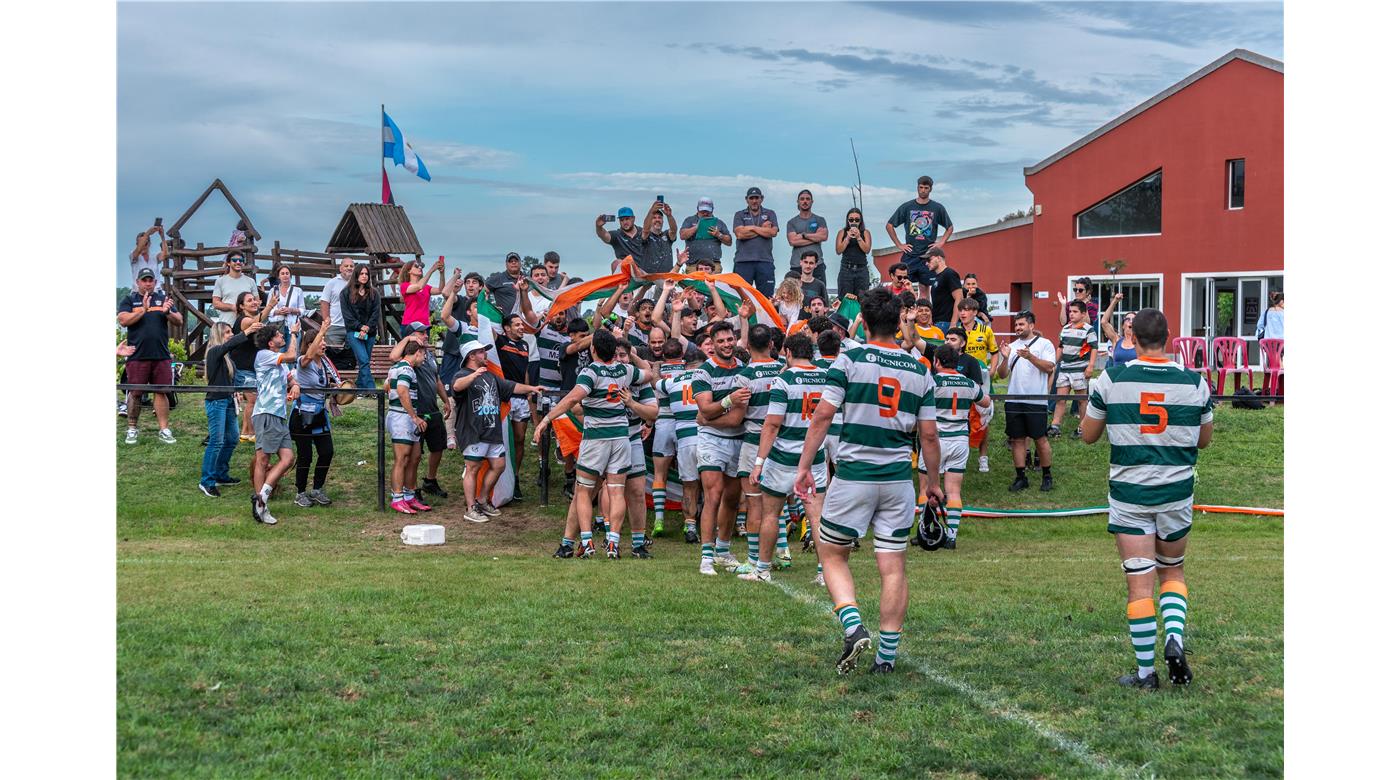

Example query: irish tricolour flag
[474,291,516,508]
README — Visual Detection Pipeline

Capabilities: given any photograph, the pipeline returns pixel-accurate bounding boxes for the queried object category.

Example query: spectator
[962,274,991,323]
[390,323,453,502]
[883,263,915,299]
[485,252,525,314]
[385,340,430,514]
[597,207,645,270]
[1256,291,1284,339]
[636,200,678,274]
[835,208,872,301]
[319,258,356,350]
[211,253,257,327]
[1100,293,1138,368]
[263,262,306,340]
[228,219,250,250]
[400,256,444,330]
[943,326,993,474]
[250,320,302,525]
[732,186,780,297]
[997,310,1056,493]
[440,270,483,396]
[923,247,962,330]
[454,341,542,522]
[912,298,944,346]
[1051,300,1099,438]
[231,290,269,441]
[199,320,254,497]
[129,223,167,291]
[542,251,567,290]
[885,175,953,289]
[784,250,828,308]
[496,313,534,502]
[1057,276,1099,328]
[119,267,183,445]
[772,278,803,327]
[340,264,382,390]
[292,324,337,508]
[786,189,829,285]
[679,197,732,269]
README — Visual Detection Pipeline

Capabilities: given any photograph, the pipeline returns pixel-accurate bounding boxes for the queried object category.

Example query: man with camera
[636,199,678,275]
[597,207,646,271]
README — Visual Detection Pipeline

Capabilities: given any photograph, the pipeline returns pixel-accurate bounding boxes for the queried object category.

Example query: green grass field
[117,391,1282,777]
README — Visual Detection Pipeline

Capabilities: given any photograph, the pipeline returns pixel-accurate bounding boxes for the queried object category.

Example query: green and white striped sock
[834,603,863,637]
[716,539,731,558]
[652,484,666,523]
[701,543,714,562]
[1160,582,1188,644]
[1128,598,1158,678]
[777,513,789,555]
[747,532,760,565]
[631,531,646,549]
[756,559,772,574]
[946,501,962,540]
[876,630,902,666]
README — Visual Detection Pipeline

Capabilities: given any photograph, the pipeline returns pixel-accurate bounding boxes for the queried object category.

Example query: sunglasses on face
[1074,287,1085,292]
[847,219,860,224]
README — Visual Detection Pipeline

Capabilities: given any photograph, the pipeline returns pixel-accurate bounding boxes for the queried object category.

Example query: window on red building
[1075,170,1162,238]
[1227,159,1245,209]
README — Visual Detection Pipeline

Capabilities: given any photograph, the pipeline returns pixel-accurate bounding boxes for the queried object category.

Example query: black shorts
[1004,408,1048,440]
[422,412,448,453]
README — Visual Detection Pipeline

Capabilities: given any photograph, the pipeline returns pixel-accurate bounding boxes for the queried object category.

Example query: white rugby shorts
[652,419,677,457]
[758,459,827,498]
[818,477,915,553]
[697,431,742,477]
[578,437,631,477]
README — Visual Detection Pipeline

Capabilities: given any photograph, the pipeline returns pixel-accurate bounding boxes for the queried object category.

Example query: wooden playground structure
[157,178,425,359]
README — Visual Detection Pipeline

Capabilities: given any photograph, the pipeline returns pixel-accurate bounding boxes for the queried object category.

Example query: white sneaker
[978,455,989,473]
[699,559,717,576]
[261,506,278,525]
[464,507,490,523]
[124,428,139,445]
[158,428,177,444]
[813,572,826,587]
[737,568,772,582]
[716,553,742,571]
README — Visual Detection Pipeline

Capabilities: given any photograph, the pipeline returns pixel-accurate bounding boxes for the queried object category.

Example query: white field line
[770,579,1133,778]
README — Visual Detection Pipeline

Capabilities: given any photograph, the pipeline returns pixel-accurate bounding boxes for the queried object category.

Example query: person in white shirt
[996,310,1057,493]
[264,263,306,339]
[319,258,355,349]
[129,223,167,291]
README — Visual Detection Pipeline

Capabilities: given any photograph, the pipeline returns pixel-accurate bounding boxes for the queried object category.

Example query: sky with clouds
[116,1,1282,286]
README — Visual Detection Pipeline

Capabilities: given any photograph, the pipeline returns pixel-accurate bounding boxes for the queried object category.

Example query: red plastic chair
[1211,337,1254,395]
[1172,337,1209,381]
[1259,338,1284,397]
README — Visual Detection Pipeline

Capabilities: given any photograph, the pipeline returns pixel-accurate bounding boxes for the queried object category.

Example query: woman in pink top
[398,256,444,329]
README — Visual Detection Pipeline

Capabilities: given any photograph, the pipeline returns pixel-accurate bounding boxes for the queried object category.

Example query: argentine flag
[381,110,431,181]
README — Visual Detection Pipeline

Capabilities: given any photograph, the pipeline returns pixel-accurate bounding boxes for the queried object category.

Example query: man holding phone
[636,199,679,274]
[733,187,780,297]
[679,197,732,271]
[597,207,646,271]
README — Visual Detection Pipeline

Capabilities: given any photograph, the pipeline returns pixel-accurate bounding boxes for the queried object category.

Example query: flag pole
[380,104,387,204]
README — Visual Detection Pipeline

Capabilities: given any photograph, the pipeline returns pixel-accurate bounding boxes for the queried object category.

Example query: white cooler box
[401,524,445,545]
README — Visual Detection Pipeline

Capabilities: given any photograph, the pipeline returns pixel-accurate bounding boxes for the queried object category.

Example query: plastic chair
[1259,338,1284,397]
[1211,337,1254,395]
[1172,337,1209,381]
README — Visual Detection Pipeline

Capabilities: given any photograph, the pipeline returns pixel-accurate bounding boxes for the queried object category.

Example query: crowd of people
[120,175,1227,684]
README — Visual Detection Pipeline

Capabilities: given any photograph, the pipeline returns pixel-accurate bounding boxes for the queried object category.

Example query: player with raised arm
[743,333,827,583]
[929,344,992,549]
[796,288,942,674]
[1080,308,1213,690]
[691,321,751,574]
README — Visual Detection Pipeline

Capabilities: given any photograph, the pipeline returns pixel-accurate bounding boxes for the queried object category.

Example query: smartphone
[656,195,664,203]
[602,214,616,223]
[154,216,163,227]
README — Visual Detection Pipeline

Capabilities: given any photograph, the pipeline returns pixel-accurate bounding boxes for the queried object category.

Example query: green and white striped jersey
[932,368,985,438]
[1084,357,1214,511]
[1058,322,1098,372]
[822,342,938,482]
[814,355,842,439]
[660,367,704,441]
[654,360,687,421]
[535,324,569,392]
[575,361,647,440]
[387,361,419,413]
[764,365,828,466]
[626,381,657,442]
[738,358,786,444]
[693,356,747,439]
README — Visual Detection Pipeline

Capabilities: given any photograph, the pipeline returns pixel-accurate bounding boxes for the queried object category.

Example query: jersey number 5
[877,377,902,418]
[1139,392,1168,434]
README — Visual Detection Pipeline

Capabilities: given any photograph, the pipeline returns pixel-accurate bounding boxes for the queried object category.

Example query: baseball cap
[405,322,431,334]
[830,314,851,333]
[618,206,635,218]
[137,267,156,280]
[746,187,763,198]
[697,197,714,212]
[461,340,490,355]
[506,251,521,261]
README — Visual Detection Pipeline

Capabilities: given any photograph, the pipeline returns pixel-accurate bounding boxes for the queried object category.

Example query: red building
[874,49,1282,366]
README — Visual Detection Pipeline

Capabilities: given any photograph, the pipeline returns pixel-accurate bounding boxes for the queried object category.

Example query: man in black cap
[486,252,525,314]
[885,175,954,291]
[732,187,780,297]
[119,267,183,444]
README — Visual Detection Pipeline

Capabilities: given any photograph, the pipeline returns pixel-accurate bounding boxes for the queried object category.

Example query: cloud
[555,171,928,202]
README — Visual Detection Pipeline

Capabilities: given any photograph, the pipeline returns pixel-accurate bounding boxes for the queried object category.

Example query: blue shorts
[234,368,256,388]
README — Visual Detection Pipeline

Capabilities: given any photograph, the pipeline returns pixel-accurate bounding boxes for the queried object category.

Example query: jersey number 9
[877,377,902,418]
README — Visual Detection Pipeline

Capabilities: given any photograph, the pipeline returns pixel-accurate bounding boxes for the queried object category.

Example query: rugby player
[1080,308,1212,690]
[733,325,786,574]
[1052,299,1098,438]
[660,334,711,543]
[692,321,751,575]
[796,288,942,674]
[650,336,690,536]
[929,344,991,549]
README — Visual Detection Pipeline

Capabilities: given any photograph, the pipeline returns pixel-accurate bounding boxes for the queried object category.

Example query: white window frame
[1074,169,1164,240]
[1178,270,1284,369]
[1227,158,1245,210]
[1063,273,1164,348]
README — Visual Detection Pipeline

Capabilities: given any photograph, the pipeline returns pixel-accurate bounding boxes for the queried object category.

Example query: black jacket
[205,331,250,401]
[340,287,381,339]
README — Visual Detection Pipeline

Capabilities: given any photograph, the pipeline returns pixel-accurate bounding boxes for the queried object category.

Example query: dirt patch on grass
[356,502,560,557]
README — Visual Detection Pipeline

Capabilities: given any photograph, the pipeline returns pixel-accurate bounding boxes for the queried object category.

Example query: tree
[117,286,132,307]
[996,209,1030,223]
